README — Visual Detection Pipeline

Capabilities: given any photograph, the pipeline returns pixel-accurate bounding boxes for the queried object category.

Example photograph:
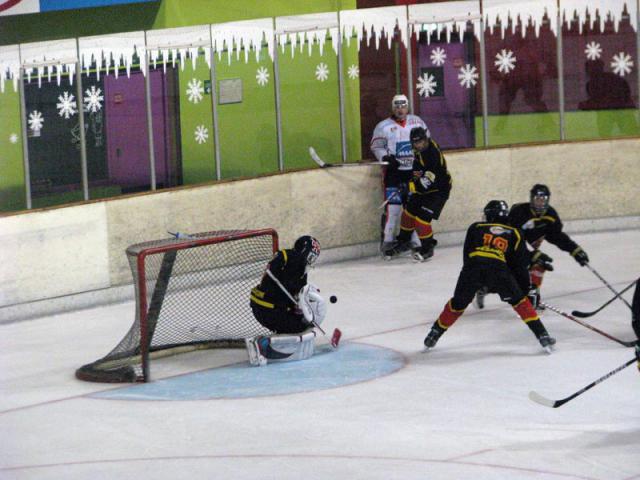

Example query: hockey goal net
[76,229,277,383]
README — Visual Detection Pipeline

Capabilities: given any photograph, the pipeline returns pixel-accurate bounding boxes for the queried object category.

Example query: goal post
[76,229,278,383]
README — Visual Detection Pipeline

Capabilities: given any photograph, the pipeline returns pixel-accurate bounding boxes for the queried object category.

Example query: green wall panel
[565,109,640,140]
[474,110,640,147]
[177,57,216,184]
[0,85,26,212]
[280,44,342,170]
[216,48,278,179]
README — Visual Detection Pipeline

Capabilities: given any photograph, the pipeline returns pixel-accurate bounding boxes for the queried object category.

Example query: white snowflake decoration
[28,111,44,133]
[186,79,204,103]
[256,67,270,86]
[458,65,479,89]
[315,63,329,82]
[495,49,517,74]
[56,92,77,119]
[9,133,19,144]
[417,73,437,98]
[611,52,633,77]
[194,125,209,144]
[584,42,602,61]
[347,65,359,79]
[430,47,447,67]
[84,86,104,113]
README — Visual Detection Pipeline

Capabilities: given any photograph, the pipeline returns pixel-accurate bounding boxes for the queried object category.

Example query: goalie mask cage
[76,229,278,383]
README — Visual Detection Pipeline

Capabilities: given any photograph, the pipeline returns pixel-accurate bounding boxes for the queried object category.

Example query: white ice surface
[1,230,639,480]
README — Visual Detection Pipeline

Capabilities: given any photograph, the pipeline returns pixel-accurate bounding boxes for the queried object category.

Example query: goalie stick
[572,279,638,318]
[309,146,387,168]
[529,356,637,408]
[265,269,341,348]
[585,264,634,311]
[541,302,637,348]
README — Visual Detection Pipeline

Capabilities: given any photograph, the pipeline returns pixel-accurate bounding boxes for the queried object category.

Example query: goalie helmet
[530,184,550,216]
[483,200,509,223]
[294,235,320,265]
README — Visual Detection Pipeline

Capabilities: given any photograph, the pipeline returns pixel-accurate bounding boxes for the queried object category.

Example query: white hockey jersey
[370,115,429,170]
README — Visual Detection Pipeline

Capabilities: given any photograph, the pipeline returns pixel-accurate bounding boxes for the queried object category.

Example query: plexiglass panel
[563,2,639,139]
[484,0,561,145]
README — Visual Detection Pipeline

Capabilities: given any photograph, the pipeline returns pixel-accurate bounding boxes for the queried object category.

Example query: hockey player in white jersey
[370,94,428,257]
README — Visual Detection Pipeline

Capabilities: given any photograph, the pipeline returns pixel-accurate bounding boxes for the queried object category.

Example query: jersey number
[482,233,508,252]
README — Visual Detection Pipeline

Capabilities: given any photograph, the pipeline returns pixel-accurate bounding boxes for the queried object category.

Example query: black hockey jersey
[250,249,307,310]
[463,221,531,291]
[409,139,452,195]
[508,202,579,253]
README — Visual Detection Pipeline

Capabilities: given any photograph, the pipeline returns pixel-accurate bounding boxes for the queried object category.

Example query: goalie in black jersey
[246,235,327,366]
[383,126,452,261]
[507,184,589,304]
[423,200,556,353]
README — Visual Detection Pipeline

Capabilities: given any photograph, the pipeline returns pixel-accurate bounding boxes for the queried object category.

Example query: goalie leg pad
[383,203,402,242]
[245,337,267,367]
[264,329,317,362]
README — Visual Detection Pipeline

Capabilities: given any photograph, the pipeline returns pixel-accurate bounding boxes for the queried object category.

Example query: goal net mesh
[76,229,277,383]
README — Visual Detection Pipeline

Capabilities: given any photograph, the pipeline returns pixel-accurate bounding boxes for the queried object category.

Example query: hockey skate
[423,325,445,350]
[245,337,267,366]
[474,287,488,309]
[382,241,411,261]
[416,238,437,262]
[538,334,556,354]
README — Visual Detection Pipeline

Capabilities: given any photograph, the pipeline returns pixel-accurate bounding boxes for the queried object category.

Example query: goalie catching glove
[298,283,327,326]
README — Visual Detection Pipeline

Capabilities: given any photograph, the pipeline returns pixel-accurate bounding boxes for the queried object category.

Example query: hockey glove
[571,247,589,266]
[527,287,540,310]
[397,182,410,203]
[531,251,554,271]
[383,154,399,170]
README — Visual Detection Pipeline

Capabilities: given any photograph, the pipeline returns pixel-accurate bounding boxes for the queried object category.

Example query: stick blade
[571,310,591,318]
[308,146,327,167]
[528,390,560,408]
[330,328,342,348]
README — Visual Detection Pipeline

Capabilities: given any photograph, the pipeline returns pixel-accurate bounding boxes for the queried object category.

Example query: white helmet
[391,94,409,109]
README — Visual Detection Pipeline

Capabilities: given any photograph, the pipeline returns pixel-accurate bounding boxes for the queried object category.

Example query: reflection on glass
[24,77,84,208]
[415,24,481,150]
[485,15,560,145]
[564,8,639,140]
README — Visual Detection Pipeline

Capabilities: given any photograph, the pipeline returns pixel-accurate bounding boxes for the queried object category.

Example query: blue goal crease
[91,343,405,401]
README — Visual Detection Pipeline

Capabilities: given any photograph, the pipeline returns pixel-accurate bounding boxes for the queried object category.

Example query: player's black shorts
[250,303,309,334]
[406,192,449,221]
[450,259,525,310]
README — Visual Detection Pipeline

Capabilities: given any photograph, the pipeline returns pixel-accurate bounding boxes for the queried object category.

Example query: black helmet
[410,126,428,145]
[294,235,320,265]
[530,184,550,215]
[483,200,509,223]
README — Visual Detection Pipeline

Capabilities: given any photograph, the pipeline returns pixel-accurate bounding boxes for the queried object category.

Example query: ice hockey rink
[1,229,638,480]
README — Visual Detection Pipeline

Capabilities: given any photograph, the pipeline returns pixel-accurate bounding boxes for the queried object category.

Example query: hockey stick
[541,302,637,347]
[378,190,402,209]
[309,146,387,168]
[585,264,633,310]
[529,356,638,408]
[265,269,341,347]
[572,279,638,318]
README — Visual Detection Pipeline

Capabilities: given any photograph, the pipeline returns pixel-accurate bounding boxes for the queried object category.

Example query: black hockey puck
[330,295,338,304]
